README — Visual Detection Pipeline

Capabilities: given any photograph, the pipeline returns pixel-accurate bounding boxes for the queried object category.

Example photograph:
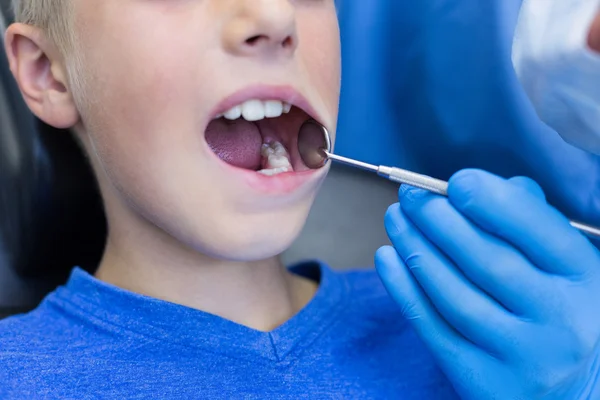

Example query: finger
[399,185,552,316]
[508,176,545,201]
[385,202,516,352]
[448,169,600,277]
[375,246,481,366]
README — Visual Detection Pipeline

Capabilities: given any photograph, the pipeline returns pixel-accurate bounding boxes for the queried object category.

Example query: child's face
[72,0,340,261]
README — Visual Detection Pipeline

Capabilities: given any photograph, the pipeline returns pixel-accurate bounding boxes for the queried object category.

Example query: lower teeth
[258,167,291,176]
[258,141,293,176]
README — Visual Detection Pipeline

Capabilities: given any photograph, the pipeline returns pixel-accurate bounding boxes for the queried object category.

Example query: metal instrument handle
[379,166,449,196]
[378,166,600,240]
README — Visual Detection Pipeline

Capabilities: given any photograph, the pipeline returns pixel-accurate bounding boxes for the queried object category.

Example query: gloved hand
[376,169,600,399]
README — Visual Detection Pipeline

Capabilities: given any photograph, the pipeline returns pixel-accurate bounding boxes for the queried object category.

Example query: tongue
[205,119,263,170]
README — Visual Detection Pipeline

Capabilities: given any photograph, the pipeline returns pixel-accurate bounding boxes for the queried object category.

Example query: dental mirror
[297,120,381,173]
[296,121,600,239]
[298,119,332,169]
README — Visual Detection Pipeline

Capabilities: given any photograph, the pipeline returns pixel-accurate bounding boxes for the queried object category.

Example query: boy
[0,0,457,398]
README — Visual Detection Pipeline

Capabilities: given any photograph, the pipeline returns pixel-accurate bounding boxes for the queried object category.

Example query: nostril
[282,36,294,49]
[245,35,264,46]
[244,35,295,49]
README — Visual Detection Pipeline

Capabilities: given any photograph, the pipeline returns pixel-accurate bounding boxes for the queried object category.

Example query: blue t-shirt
[0,263,458,399]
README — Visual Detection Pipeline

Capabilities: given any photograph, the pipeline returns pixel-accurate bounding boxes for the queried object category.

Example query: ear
[588,11,600,53]
[4,23,79,129]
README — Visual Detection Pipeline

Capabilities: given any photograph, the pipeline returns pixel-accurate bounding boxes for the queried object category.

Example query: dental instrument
[297,120,600,240]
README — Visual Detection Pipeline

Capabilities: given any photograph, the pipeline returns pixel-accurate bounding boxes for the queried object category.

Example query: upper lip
[208,84,325,126]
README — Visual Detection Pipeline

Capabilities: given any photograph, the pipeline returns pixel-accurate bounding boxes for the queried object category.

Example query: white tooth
[261,143,275,157]
[258,169,276,176]
[264,100,283,118]
[242,100,265,122]
[282,102,292,113]
[268,155,292,168]
[260,141,293,172]
[258,166,291,176]
[271,142,287,156]
[224,106,242,120]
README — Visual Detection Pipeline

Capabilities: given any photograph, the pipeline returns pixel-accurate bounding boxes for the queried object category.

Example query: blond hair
[11,0,88,105]
[11,0,73,54]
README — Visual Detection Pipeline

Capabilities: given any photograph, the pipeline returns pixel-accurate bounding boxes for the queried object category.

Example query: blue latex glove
[376,169,600,399]
[336,0,600,225]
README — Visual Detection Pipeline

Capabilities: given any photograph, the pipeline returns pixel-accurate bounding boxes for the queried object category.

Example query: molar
[259,141,293,175]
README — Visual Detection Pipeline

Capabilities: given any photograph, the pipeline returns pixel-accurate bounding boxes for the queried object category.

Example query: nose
[223,0,298,58]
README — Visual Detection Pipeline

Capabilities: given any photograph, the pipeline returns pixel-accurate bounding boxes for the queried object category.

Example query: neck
[95,205,317,333]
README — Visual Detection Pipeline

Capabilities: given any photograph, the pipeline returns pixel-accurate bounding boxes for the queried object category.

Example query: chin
[178,204,314,263]
[199,224,306,263]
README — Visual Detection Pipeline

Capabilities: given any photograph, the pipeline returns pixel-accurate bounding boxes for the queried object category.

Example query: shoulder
[0,283,117,360]
[0,290,125,396]
[0,295,71,357]
[0,297,87,398]
[0,300,67,393]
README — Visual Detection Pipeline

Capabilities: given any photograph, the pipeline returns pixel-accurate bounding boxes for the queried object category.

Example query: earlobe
[4,23,79,129]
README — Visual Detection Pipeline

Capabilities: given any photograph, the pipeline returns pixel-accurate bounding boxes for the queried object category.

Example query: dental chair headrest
[0,0,105,313]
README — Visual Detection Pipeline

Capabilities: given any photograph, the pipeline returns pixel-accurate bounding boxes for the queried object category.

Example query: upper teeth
[219,100,292,122]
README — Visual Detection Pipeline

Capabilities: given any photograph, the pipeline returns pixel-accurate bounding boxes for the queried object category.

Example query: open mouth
[205,98,315,176]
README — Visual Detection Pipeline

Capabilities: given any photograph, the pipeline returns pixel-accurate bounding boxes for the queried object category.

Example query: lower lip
[240,168,324,195]
[210,150,325,195]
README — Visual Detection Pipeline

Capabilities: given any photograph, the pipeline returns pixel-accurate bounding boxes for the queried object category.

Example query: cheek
[75,31,212,191]
[79,57,196,193]
[74,31,220,222]
[83,43,195,136]
[298,12,341,111]
[75,2,210,144]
